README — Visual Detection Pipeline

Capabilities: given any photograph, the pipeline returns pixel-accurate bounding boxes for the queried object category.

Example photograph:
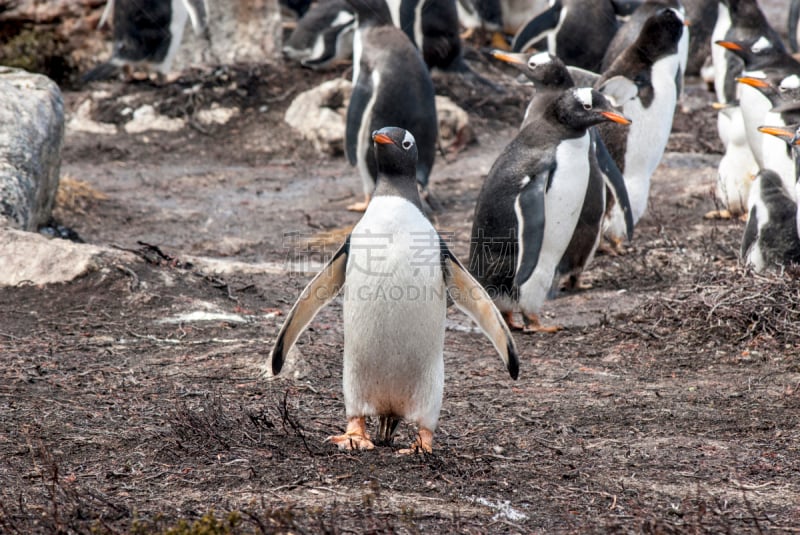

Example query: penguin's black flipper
[741,205,758,262]
[790,0,800,53]
[593,130,634,240]
[81,62,120,84]
[513,171,549,290]
[270,237,350,375]
[345,72,373,166]
[609,0,644,17]
[511,1,562,53]
[182,0,209,35]
[440,240,520,380]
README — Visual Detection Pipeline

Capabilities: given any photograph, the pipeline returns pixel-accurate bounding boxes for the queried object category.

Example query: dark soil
[2,52,799,534]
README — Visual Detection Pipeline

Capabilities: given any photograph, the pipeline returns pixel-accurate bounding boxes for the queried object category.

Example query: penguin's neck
[373,173,423,211]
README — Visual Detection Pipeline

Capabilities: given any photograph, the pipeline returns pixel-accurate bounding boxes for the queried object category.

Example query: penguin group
[86,0,800,451]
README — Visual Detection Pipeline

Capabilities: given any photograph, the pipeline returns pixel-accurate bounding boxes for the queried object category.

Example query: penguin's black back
[113,0,173,63]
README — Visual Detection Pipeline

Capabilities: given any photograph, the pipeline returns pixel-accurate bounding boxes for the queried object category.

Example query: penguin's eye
[582,103,592,110]
[402,140,413,150]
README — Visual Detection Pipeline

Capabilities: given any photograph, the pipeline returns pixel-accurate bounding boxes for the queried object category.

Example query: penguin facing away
[345,0,438,212]
[740,168,800,273]
[271,127,519,453]
[85,0,209,82]
[469,87,631,333]
[511,0,622,72]
[595,7,685,244]
[490,50,634,291]
[282,0,355,70]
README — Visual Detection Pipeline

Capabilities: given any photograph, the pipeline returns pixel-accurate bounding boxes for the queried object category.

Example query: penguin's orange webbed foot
[397,428,433,455]
[502,311,525,331]
[522,313,562,334]
[328,417,375,451]
[347,194,371,213]
[703,209,734,220]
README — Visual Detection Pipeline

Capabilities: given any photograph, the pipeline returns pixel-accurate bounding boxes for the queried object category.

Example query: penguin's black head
[637,8,685,62]
[342,0,392,26]
[554,88,632,131]
[372,126,418,178]
[491,50,573,90]
[716,36,784,70]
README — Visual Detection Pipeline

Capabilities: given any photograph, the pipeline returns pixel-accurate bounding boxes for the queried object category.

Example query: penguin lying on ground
[84,0,209,83]
[271,127,519,453]
[344,0,438,212]
[490,50,634,291]
[469,87,631,333]
[283,0,355,70]
[511,0,633,72]
[595,7,685,246]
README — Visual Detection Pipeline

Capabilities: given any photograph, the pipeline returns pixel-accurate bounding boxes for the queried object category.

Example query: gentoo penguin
[600,0,689,98]
[717,37,800,169]
[457,0,547,38]
[385,0,465,72]
[737,71,800,194]
[707,102,757,219]
[283,0,355,70]
[345,0,437,212]
[491,50,634,290]
[758,117,800,242]
[740,169,800,272]
[595,8,684,244]
[469,87,631,332]
[511,0,623,72]
[84,0,208,82]
[271,127,519,453]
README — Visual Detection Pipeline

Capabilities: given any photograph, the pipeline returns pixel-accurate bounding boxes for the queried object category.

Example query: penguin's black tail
[377,416,400,446]
[81,62,119,85]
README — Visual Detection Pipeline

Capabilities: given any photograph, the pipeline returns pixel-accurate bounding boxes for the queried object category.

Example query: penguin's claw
[522,313,562,334]
[328,417,374,450]
[703,209,734,220]
[397,428,433,455]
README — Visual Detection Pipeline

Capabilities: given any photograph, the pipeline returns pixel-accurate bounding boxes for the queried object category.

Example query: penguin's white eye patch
[575,87,593,110]
[402,140,413,150]
[780,75,800,90]
[751,36,772,54]
[401,130,415,150]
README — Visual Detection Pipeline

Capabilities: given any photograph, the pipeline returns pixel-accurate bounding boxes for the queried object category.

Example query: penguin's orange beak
[758,125,795,140]
[716,40,743,51]
[373,133,393,145]
[491,50,527,66]
[737,76,770,88]
[600,111,631,125]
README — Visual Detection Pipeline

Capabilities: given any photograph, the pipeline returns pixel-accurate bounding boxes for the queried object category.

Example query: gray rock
[284,78,352,156]
[173,0,283,70]
[0,67,64,231]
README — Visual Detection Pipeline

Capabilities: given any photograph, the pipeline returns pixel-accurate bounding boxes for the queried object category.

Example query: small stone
[124,105,185,134]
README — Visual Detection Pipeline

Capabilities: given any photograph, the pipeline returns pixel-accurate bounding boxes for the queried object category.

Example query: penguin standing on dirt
[757,115,800,242]
[344,0,438,212]
[595,8,685,245]
[84,0,209,82]
[469,87,631,332]
[282,0,355,70]
[511,0,632,72]
[271,127,519,453]
[490,50,634,291]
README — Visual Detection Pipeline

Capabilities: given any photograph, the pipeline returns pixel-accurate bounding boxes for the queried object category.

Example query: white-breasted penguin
[85,0,208,82]
[758,116,800,243]
[716,36,800,170]
[271,126,519,453]
[741,168,800,272]
[468,87,631,332]
[511,0,624,72]
[345,0,438,212]
[595,7,685,243]
[491,50,634,291]
[283,0,356,70]
[600,0,689,98]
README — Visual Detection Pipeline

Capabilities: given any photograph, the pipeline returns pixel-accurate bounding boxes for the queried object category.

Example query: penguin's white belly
[717,107,758,214]
[761,112,797,195]
[518,135,590,313]
[739,83,771,167]
[154,0,190,73]
[342,196,446,430]
[621,56,678,224]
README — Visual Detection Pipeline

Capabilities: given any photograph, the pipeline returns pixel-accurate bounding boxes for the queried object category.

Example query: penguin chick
[469,87,631,333]
[271,127,519,454]
[344,0,438,212]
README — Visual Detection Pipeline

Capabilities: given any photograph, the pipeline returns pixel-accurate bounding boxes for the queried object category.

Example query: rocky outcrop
[284,78,352,156]
[0,67,64,231]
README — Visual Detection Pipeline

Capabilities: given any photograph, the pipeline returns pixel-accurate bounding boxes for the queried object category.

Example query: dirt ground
[2,48,800,534]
